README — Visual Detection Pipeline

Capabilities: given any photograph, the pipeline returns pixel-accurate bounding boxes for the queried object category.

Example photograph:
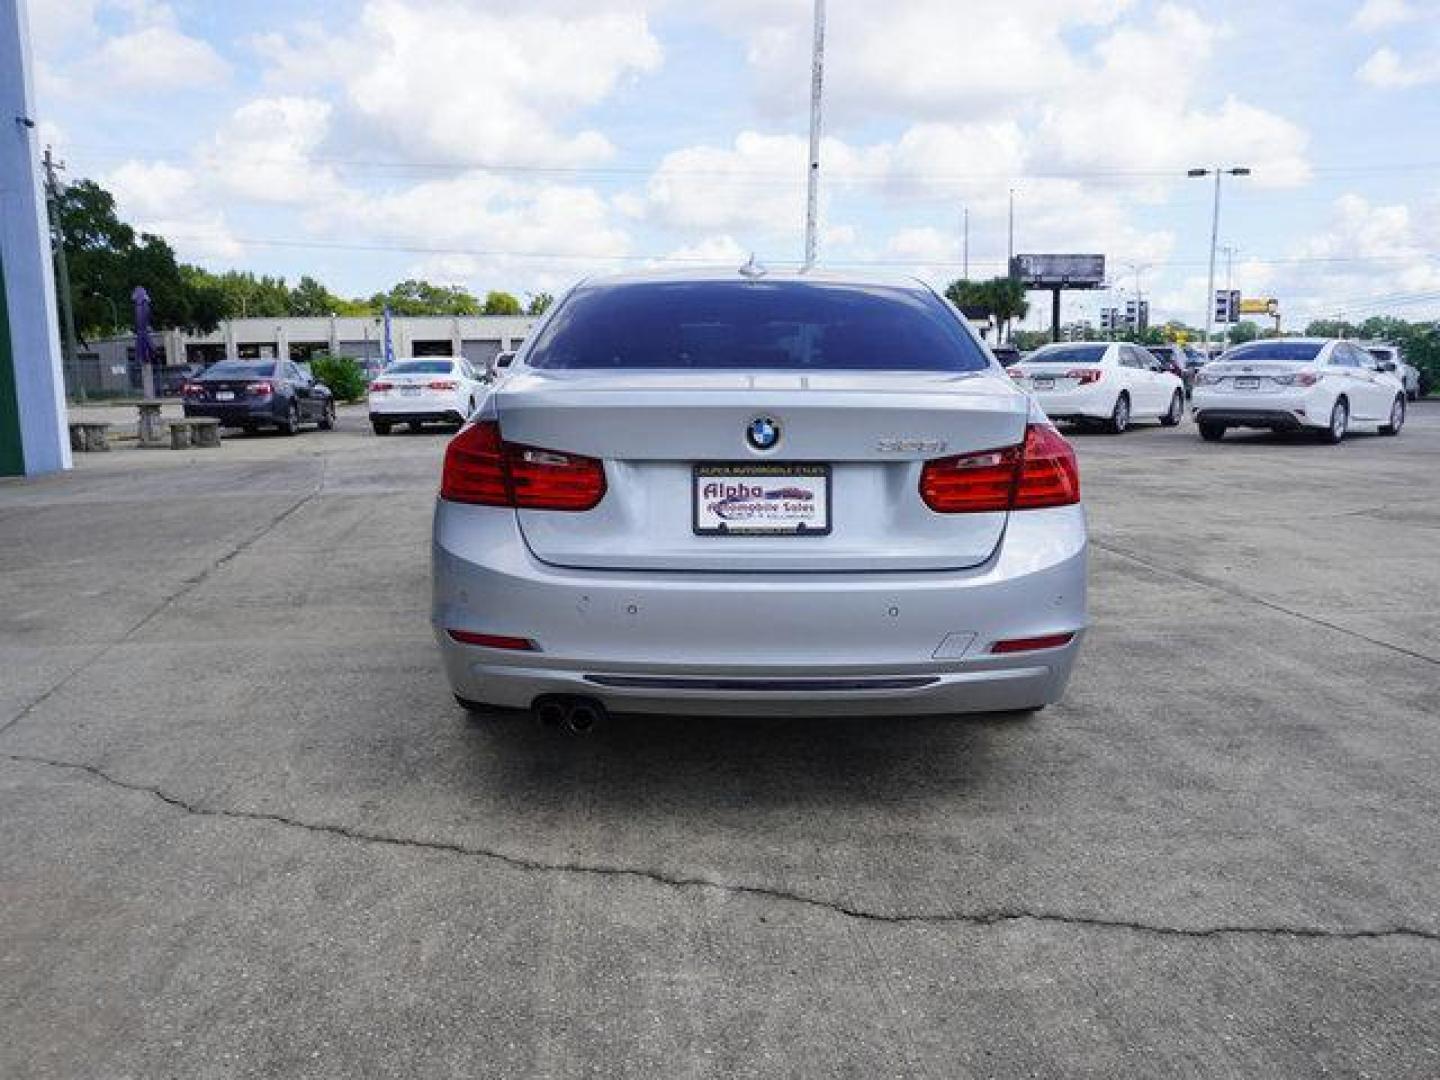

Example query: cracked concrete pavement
[3,403,1439,1077]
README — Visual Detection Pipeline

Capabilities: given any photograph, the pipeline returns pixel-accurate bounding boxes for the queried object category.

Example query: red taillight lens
[429,380,458,390]
[1070,368,1102,385]
[919,445,1023,513]
[991,632,1075,654]
[446,629,537,651]
[246,381,273,397]
[440,420,606,511]
[1013,423,1081,510]
[369,380,393,392]
[919,424,1079,514]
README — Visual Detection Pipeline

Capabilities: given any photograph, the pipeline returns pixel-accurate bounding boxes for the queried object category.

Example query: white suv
[1192,338,1406,443]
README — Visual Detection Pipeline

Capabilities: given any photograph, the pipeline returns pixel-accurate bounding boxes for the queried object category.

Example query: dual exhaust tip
[533,695,606,734]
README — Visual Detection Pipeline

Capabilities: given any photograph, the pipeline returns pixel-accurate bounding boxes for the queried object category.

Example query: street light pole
[1220,244,1236,351]
[962,206,969,279]
[1188,165,1250,354]
[802,0,826,270]
[1007,188,1015,269]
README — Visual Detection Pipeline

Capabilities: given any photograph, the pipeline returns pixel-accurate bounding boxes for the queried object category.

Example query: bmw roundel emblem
[746,415,780,451]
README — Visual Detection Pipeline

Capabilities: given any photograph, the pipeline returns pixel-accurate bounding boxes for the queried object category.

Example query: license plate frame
[400,386,423,397]
[1032,376,1055,390]
[693,463,832,537]
[215,390,235,401]
[1234,377,1260,390]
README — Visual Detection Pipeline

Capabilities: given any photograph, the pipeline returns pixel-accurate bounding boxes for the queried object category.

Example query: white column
[0,0,71,475]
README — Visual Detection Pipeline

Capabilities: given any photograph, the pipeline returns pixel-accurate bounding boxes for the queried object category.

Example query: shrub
[310,354,367,402]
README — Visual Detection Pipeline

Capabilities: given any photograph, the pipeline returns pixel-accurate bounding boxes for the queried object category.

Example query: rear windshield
[204,361,275,378]
[386,360,455,375]
[524,281,989,372]
[1026,344,1107,364]
[1221,342,1323,364]
[1366,348,1397,362]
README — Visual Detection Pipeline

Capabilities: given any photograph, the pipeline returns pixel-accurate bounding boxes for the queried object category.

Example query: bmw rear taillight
[369,380,393,392]
[441,420,606,511]
[920,423,1079,513]
[1070,368,1102,385]
[245,381,273,397]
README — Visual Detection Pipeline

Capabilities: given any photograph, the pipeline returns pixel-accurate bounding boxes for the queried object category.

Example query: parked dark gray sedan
[182,360,335,434]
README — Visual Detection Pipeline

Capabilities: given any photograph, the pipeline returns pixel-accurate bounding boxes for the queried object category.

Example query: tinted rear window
[1221,342,1323,364]
[1026,344,1107,364]
[524,281,989,372]
[204,361,275,378]
[386,360,455,375]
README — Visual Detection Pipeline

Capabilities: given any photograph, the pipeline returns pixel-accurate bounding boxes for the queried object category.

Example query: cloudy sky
[25,0,1440,329]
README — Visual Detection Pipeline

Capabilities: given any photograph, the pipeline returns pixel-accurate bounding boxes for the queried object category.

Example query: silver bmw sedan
[432,268,1086,725]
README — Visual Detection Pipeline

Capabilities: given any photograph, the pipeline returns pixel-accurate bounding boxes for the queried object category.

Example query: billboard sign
[1010,254,1106,289]
[1239,298,1279,316]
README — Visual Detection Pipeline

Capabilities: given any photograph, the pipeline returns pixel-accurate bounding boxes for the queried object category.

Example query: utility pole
[962,207,969,279]
[802,0,826,270]
[42,146,84,402]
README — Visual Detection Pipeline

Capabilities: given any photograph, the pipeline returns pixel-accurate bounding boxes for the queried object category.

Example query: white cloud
[103,159,242,260]
[663,235,751,264]
[257,0,661,166]
[1357,45,1440,87]
[1352,0,1428,31]
[87,23,230,92]
[202,97,340,204]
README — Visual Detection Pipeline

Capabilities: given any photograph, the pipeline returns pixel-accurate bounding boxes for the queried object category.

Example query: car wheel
[278,402,300,436]
[1105,392,1130,434]
[318,401,336,430]
[1380,395,1405,436]
[1160,390,1184,427]
[1198,421,1226,442]
[1321,397,1348,444]
[372,420,391,436]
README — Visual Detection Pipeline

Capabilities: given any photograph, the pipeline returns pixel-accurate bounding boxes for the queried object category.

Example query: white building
[75,314,537,394]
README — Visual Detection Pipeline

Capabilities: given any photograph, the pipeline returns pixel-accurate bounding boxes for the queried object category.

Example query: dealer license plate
[401,386,423,396]
[693,463,831,536]
[1032,376,1055,390]
[215,391,235,401]
[1234,377,1260,390]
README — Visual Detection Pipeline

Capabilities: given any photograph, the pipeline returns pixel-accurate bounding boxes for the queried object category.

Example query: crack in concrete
[9,752,1438,946]
[1091,538,1440,667]
[0,460,329,738]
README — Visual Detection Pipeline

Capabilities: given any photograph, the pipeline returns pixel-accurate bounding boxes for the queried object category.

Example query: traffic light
[1124,299,1138,328]
[1100,307,1116,331]
[1138,301,1150,332]
[1214,290,1240,324]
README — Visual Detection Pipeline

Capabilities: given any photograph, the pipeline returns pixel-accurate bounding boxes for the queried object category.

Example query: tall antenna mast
[802,0,826,270]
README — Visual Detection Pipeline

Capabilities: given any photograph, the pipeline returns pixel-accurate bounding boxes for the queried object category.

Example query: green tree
[526,291,554,316]
[943,276,1029,340]
[289,275,345,317]
[53,179,220,335]
[1227,320,1261,345]
[482,290,523,316]
[309,354,367,402]
[370,279,481,316]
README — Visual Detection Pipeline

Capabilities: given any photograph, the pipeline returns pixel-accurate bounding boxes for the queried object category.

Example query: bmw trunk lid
[494,369,1029,572]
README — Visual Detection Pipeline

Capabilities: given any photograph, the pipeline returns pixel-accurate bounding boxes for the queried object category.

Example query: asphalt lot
[3,401,1438,1078]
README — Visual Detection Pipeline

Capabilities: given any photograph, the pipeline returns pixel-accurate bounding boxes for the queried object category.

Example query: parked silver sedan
[432,269,1087,725]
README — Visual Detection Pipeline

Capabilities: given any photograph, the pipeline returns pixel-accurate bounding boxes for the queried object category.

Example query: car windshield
[1366,348,1396,362]
[204,361,275,378]
[1026,344,1107,365]
[1221,342,1324,364]
[386,360,456,375]
[524,280,989,371]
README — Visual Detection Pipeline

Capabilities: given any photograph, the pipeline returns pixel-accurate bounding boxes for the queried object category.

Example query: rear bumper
[1191,387,1324,430]
[369,392,466,421]
[370,410,465,425]
[431,502,1088,716]
[1192,408,1307,430]
[183,401,280,425]
[1029,386,1114,421]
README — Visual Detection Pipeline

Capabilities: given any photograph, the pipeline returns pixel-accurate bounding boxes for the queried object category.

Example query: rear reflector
[920,423,1080,513]
[1070,368,1103,385]
[441,420,606,511]
[990,632,1075,654]
[446,629,537,651]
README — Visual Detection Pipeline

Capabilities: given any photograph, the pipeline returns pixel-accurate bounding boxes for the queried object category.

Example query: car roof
[572,266,930,291]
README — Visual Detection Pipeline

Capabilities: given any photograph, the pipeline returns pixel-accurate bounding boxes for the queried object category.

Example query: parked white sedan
[368,357,487,434]
[1008,342,1185,433]
[1192,338,1406,443]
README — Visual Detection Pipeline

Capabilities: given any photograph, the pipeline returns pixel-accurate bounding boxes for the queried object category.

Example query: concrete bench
[136,401,167,447]
[67,421,112,453]
[167,418,222,449]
